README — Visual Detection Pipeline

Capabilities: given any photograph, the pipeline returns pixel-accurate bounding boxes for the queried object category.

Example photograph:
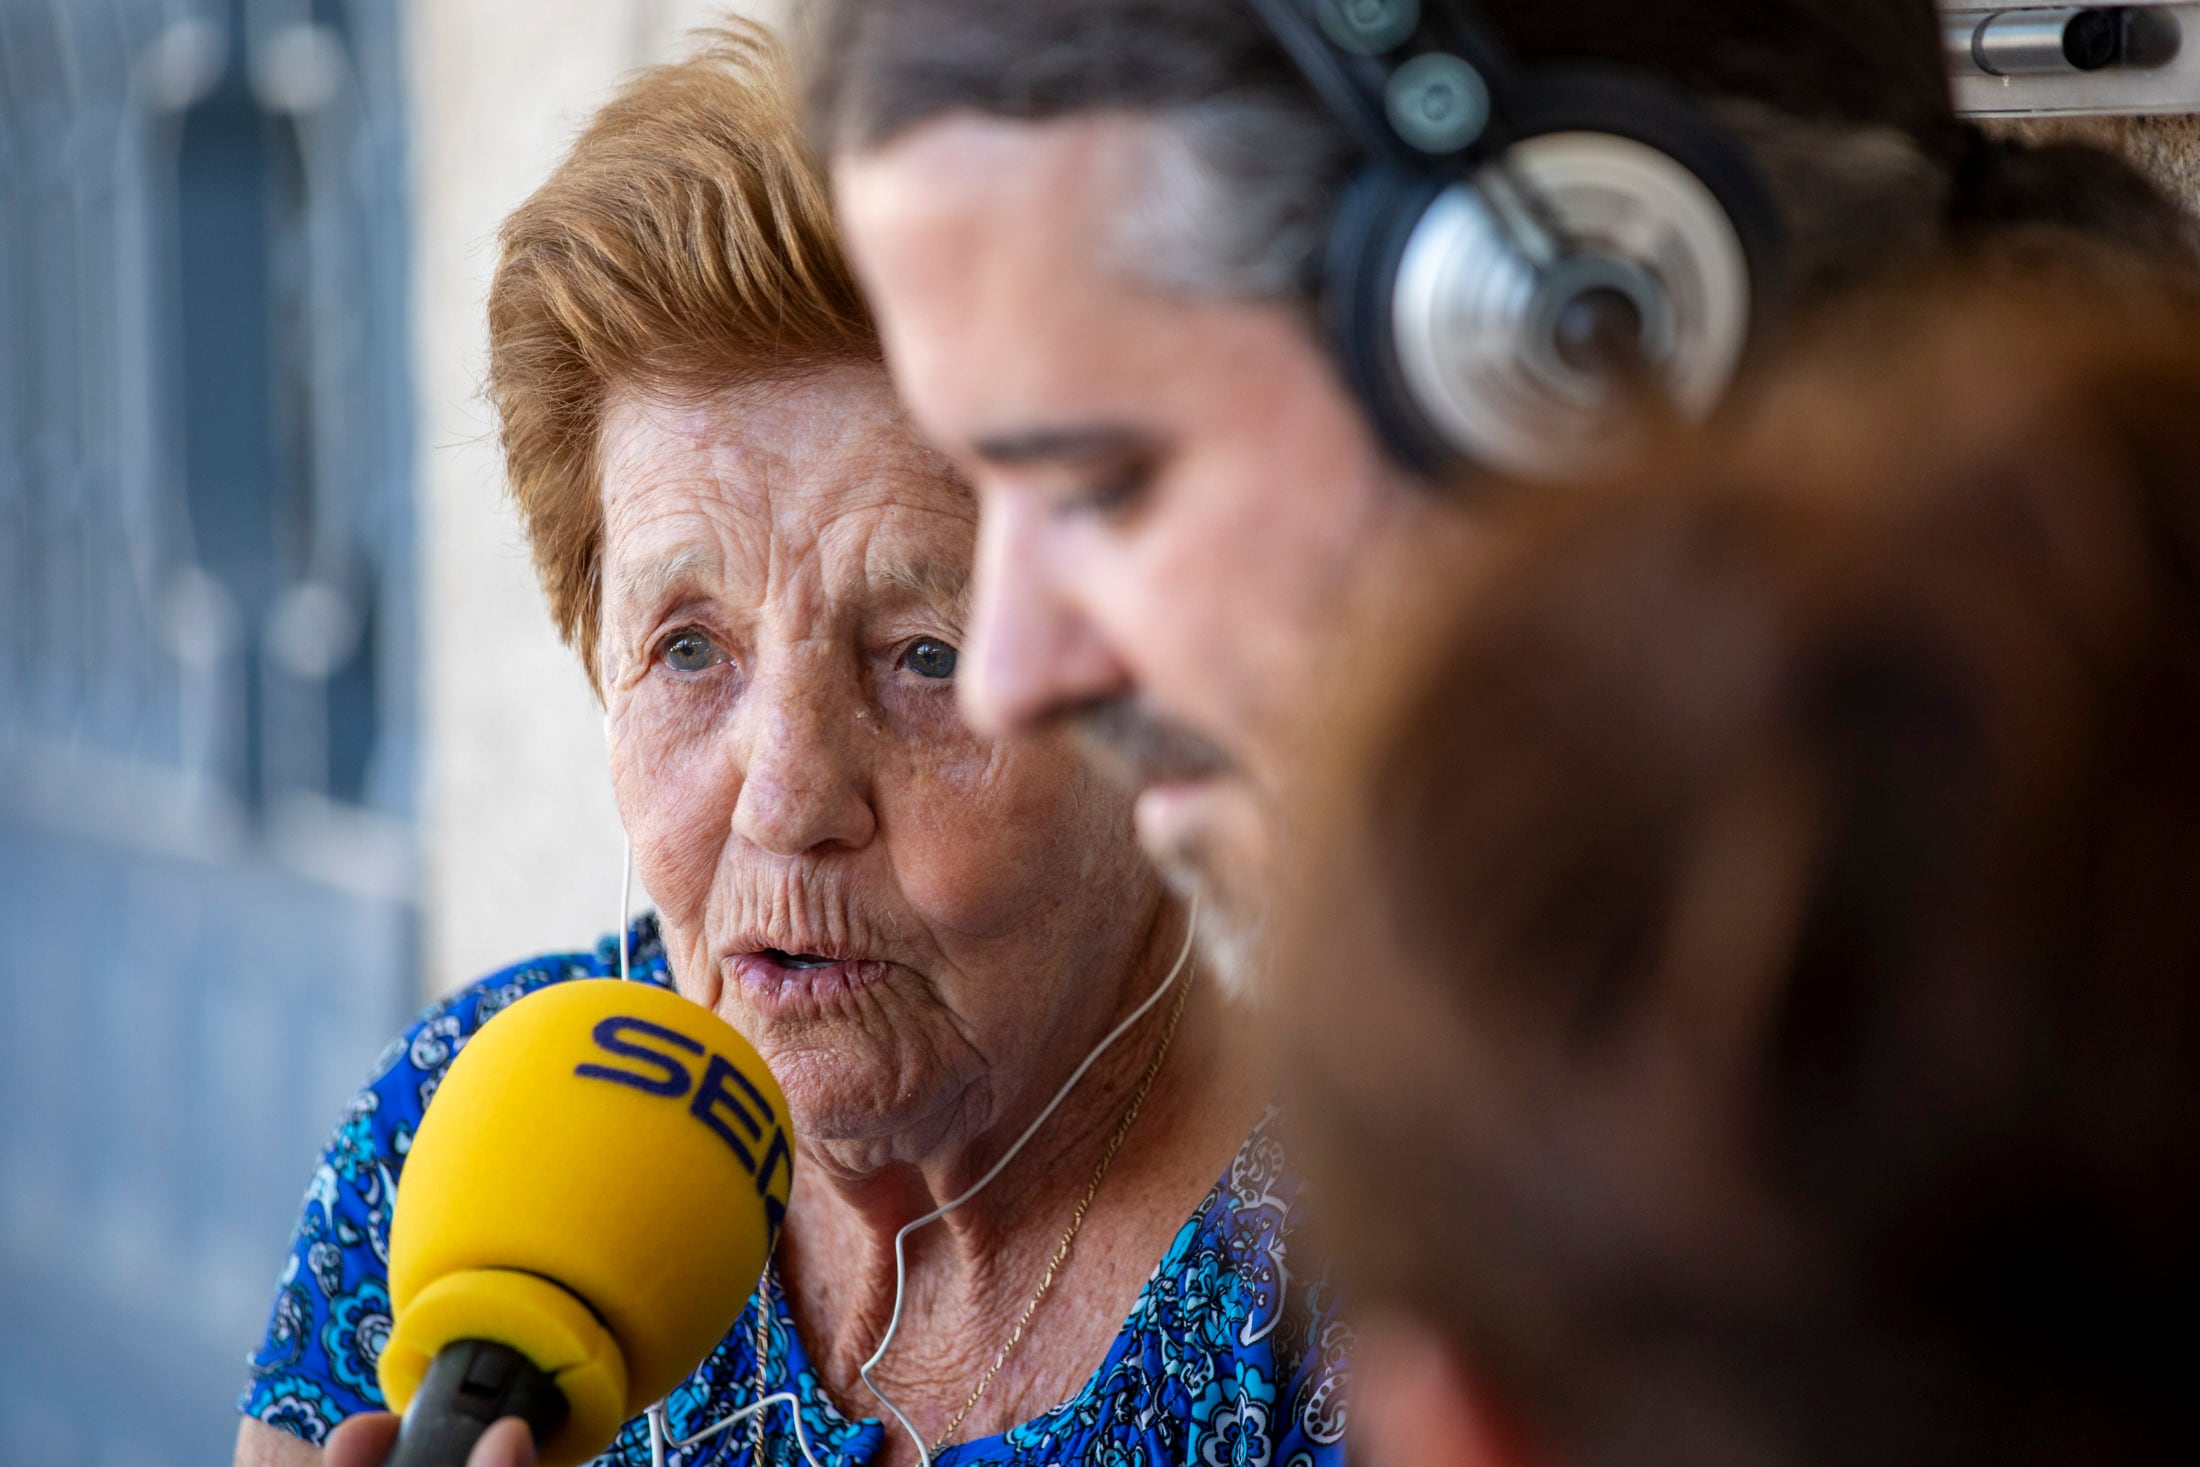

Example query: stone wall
[2091,114,2200,207]
[2009,113,2200,213]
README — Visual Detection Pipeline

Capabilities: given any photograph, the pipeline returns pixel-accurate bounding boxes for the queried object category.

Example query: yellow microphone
[377,980,793,1467]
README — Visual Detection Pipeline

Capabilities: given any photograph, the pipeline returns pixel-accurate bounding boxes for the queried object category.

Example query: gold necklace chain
[744,975,1192,1467]
[931,975,1191,1453]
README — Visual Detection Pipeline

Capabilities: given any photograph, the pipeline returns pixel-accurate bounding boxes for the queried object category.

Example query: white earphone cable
[621,835,1197,1467]
[665,1390,823,1465]
[617,833,634,986]
[855,901,1198,1467]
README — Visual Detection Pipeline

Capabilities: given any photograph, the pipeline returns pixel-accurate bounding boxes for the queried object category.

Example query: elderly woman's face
[597,364,1164,1165]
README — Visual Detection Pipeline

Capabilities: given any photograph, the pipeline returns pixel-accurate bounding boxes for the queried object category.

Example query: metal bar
[1943,1,2199,114]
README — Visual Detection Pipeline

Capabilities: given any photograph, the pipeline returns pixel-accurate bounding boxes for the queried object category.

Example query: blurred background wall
[0,2,2195,1465]
[0,3,778,1465]
[411,0,789,998]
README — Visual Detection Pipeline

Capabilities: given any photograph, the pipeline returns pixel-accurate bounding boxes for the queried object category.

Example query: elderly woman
[232,25,1348,1467]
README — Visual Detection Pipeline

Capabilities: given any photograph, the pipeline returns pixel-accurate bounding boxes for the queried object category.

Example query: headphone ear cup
[1326,65,1787,482]
[1511,65,1788,362]
[1323,165,1464,479]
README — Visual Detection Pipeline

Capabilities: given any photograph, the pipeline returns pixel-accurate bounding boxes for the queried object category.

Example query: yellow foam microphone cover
[379,980,793,1467]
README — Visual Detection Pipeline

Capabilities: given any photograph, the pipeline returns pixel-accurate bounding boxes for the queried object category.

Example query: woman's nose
[728,671,879,858]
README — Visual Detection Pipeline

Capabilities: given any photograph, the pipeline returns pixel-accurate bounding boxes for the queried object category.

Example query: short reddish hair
[488,21,876,687]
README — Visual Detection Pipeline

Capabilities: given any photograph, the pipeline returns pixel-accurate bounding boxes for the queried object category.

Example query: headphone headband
[1244,0,1521,166]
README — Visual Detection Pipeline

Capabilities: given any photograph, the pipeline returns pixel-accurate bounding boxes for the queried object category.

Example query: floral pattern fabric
[240,917,1353,1467]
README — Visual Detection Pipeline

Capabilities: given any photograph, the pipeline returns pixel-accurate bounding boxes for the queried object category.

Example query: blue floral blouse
[240,917,1354,1467]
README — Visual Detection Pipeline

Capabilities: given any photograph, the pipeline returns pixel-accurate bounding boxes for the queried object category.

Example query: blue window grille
[1,1,418,1461]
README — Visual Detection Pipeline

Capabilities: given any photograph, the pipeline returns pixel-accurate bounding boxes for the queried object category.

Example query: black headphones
[1245,0,1786,479]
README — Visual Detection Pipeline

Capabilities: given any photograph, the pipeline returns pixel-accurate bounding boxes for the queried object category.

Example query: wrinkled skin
[592,365,1257,1463]
[835,113,1472,982]
[595,364,1178,1180]
[236,365,1253,1467]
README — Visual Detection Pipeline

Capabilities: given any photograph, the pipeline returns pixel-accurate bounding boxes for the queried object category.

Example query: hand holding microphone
[368,979,793,1467]
[327,1415,534,1467]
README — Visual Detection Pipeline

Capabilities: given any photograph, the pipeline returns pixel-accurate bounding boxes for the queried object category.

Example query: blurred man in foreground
[806,0,2189,981]
[1276,279,2200,1467]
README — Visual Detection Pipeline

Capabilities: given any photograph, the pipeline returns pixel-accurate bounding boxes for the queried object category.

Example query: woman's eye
[659,628,726,674]
[903,638,959,681]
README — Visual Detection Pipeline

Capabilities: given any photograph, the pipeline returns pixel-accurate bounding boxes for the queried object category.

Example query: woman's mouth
[725,949,895,1010]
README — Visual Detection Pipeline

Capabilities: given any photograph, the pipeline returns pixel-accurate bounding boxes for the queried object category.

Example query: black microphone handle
[385,1339,571,1467]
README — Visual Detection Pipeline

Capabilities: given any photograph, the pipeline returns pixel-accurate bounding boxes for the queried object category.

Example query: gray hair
[1110,99,1354,303]
[807,0,2189,316]
[1106,97,1952,313]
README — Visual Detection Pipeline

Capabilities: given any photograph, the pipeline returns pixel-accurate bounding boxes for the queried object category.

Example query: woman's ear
[1351,1312,1546,1467]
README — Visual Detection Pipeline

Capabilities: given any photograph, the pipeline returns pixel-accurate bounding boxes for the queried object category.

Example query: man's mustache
[1067,698,1236,791]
